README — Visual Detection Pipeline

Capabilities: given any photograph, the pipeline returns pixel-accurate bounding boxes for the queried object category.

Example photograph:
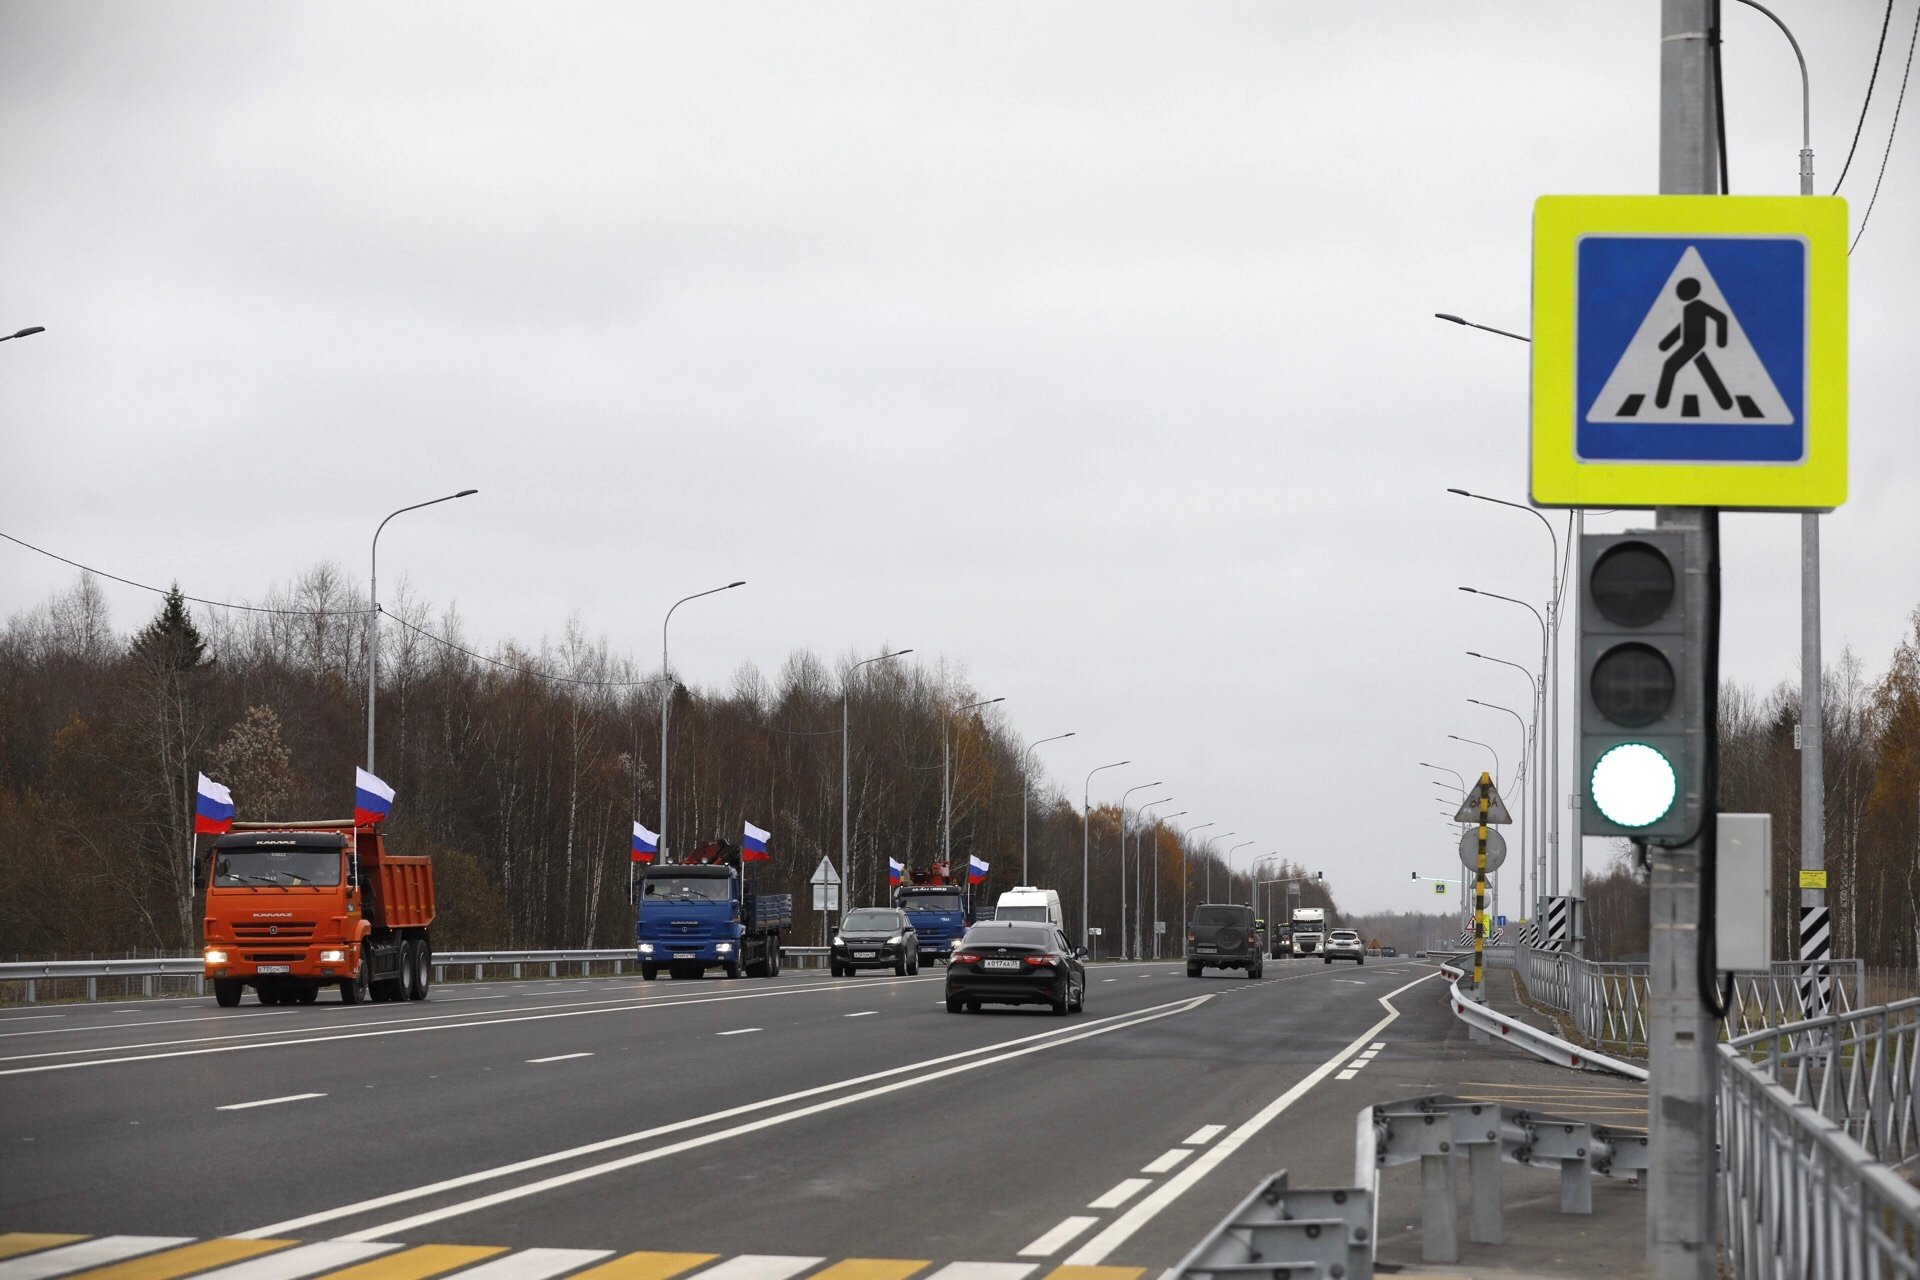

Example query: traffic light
[1579,531,1704,840]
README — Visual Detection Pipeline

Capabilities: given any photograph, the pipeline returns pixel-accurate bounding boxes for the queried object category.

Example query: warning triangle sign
[1587,246,1793,426]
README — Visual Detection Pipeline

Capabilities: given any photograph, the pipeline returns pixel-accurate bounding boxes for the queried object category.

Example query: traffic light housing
[1579,530,1705,840]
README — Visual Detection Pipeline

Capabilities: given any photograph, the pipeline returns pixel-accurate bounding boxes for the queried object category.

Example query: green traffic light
[1590,742,1678,828]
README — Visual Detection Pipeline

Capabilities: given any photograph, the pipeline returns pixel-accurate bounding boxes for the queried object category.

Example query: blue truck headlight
[716,943,734,953]
[638,943,655,955]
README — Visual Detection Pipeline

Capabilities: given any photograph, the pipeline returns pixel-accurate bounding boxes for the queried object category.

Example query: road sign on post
[1457,827,1508,871]
[1530,195,1848,512]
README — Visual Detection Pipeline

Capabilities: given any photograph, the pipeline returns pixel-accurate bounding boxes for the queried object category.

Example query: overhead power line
[1851,1,1919,253]
[1833,0,1899,194]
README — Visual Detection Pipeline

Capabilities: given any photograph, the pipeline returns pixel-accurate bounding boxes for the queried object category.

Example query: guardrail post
[24,979,34,1004]
[1420,1153,1459,1262]
[513,963,522,979]
[1469,1142,1503,1243]
[86,976,96,1001]
[142,975,153,997]
[615,960,624,975]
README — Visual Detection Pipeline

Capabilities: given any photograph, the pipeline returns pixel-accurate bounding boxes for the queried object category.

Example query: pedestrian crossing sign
[1531,195,1848,510]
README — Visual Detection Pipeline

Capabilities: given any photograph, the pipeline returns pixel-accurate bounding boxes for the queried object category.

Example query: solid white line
[1336,1069,1359,1080]
[921,1265,1034,1280]
[186,1242,401,1280]
[217,1092,326,1111]
[1017,1216,1097,1257]
[0,1014,65,1023]
[0,1010,299,1040]
[1065,971,1439,1264]
[717,1028,761,1037]
[439,1249,613,1280]
[527,1053,594,1064]
[689,1258,824,1280]
[843,1011,876,1018]
[1183,1124,1226,1145]
[0,1238,191,1280]
[1141,1148,1193,1174]
[1087,1177,1151,1209]
[239,994,1211,1239]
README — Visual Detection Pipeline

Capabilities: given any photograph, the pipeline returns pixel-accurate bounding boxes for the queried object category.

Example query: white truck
[1290,906,1327,956]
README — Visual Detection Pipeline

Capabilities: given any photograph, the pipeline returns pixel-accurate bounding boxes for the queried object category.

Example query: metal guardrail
[1438,957,1648,1080]
[0,946,840,1002]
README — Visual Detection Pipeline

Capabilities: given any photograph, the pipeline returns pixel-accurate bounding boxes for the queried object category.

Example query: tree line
[0,567,1351,958]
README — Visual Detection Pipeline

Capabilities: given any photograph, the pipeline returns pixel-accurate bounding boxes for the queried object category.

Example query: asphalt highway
[1,958,1459,1273]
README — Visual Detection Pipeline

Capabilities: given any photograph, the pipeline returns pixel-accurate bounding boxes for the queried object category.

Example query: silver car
[1323,929,1365,965]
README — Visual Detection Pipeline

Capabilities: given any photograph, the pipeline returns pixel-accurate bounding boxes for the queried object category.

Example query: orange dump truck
[202,820,434,1007]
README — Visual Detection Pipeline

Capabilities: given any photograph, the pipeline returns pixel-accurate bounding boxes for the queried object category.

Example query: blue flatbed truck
[635,841,792,980]
[892,863,972,964]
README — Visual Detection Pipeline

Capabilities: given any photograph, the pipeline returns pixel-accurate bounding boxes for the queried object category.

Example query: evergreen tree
[128,585,209,673]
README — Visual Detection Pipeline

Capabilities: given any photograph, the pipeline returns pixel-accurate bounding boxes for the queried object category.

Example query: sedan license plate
[982,958,1022,970]
[854,951,876,959]
[256,965,290,974]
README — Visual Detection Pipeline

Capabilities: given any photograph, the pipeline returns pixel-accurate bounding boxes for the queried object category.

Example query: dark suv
[1186,903,1264,978]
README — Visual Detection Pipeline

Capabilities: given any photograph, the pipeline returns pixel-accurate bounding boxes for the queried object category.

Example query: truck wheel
[258,984,280,1005]
[414,941,433,999]
[295,986,319,1004]
[640,963,658,981]
[213,980,242,1008]
[724,958,742,980]
[767,946,781,978]
[342,954,371,1004]
[402,940,424,1000]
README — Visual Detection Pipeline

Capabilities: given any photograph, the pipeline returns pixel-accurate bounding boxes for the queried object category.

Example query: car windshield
[995,905,1049,922]
[966,925,1054,948]
[1193,906,1251,926]
[641,876,731,902]
[213,848,341,887]
[899,891,962,913]
[843,911,899,931]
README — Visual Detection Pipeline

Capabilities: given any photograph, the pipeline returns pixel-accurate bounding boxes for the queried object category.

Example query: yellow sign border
[1531,195,1848,510]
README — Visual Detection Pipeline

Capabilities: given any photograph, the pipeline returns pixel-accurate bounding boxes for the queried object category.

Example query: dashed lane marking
[215,1094,326,1112]
[843,1012,877,1018]
[1085,1179,1149,1211]
[1336,1070,1358,1081]
[1181,1125,1224,1145]
[1139,1149,1192,1174]
[1016,1220,1096,1259]
[526,1054,593,1064]
[715,1028,761,1037]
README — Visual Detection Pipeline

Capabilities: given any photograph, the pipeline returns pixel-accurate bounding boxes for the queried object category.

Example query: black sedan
[945,920,1087,1015]
[831,908,919,976]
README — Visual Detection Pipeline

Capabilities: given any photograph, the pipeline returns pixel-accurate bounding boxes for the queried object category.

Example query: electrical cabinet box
[1715,812,1773,972]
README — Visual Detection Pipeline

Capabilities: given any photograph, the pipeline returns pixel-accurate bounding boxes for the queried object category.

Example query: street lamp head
[1446,487,1471,497]
[1458,586,1479,595]
[454,489,479,498]
[13,326,47,338]
[1435,313,1466,325]
[893,648,913,657]
[1466,650,1483,658]
[727,581,746,589]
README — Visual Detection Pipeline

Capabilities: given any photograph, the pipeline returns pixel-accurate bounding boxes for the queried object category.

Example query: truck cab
[203,822,433,1007]
[892,866,970,963]
[1290,906,1327,956]
[635,845,790,980]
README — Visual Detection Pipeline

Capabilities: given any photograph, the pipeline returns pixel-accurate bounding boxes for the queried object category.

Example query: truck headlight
[319,949,346,963]
[716,943,734,953]
[204,949,228,965]
[638,943,655,955]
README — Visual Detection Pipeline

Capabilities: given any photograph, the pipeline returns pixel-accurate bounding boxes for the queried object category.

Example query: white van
[993,886,1064,927]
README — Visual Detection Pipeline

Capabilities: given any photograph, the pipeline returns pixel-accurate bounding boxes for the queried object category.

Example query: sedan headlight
[319,949,346,963]
[203,949,228,965]
[832,935,844,947]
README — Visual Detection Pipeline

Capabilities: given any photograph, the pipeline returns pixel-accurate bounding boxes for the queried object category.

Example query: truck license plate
[256,965,290,974]
[672,952,695,960]
[982,959,1021,970]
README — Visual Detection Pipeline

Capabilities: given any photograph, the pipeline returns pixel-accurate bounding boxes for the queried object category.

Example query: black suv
[831,908,918,976]
[1186,903,1264,978]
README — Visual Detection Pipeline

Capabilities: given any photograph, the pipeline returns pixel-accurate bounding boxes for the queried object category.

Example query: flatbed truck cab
[635,842,791,980]
[203,821,434,1007]
[892,863,971,963]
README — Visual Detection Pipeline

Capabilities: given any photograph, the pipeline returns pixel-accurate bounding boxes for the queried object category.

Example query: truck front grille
[234,922,318,942]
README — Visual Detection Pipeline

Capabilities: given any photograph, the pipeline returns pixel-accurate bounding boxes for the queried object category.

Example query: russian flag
[354,767,396,826]
[631,821,659,863]
[742,820,771,863]
[968,855,989,885]
[194,773,235,835]
[888,857,904,887]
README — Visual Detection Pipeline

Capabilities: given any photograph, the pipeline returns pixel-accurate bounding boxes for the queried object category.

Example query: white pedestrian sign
[1587,246,1791,428]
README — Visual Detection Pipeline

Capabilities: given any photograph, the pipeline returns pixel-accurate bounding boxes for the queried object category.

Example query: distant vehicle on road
[832,908,918,976]
[1186,903,1264,978]
[892,864,970,963]
[1271,922,1294,959]
[1291,906,1327,956]
[992,886,1064,926]
[1323,929,1365,965]
[946,920,1086,1015]
[1381,946,1399,958]
[204,821,434,1007]
[636,842,790,980]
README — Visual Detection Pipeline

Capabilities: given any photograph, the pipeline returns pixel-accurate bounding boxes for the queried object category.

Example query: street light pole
[1469,698,1531,927]
[1115,781,1162,960]
[1424,762,1472,914]
[1135,800,1176,958]
[1081,761,1129,950]
[659,581,745,864]
[944,697,1005,869]
[1175,821,1212,952]
[1461,585,1559,902]
[367,489,478,772]
[1226,841,1255,905]
[1469,651,1546,923]
[842,648,912,910]
[1201,831,1234,900]
[1447,734,1500,792]
[1021,732,1075,883]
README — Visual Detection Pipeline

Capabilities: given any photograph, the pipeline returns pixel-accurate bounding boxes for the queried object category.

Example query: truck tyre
[258,984,280,1006]
[414,941,433,999]
[640,963,658,981]
[402,940,422,1000]
[724,958,742,980]
[767,945,781,978]
[342,954,371,1004]
[295,986,319,1004]
[213,980,242,1008]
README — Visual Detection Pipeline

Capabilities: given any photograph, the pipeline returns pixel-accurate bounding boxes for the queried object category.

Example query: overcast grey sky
[4,2,1914,914]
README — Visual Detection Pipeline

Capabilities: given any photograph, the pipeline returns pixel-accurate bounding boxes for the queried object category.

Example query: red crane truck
[202,820,434,1007]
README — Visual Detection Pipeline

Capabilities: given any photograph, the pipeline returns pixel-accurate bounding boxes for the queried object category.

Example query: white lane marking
[527,1053,594,1064]
[1371,1042,1386,1050]
[440,1249,613,1280]
[921,1265,1035,1280]
[0,1011,299,1041]
[186,1242,401,1280]
[1141,1148,1193,1174]
[843,1011,877,1018]
[317,996,1211,1242]
[217,1092,327,1111]
[0,974,941,1075]
[1183,1124,1226,1145]
[1336,1069,1359,1081]
[1087,1177,1151,1209]
[1356,1050,1378,1061]
[1102,978,1119,983]
[716,1028,761,1037]
[1067,971,1439,1264]
[0,1014,66,1023]
[674,1258,822,1280]
[1018,1216,1097,1257]
[0,1237,191,1280]
[1138,973,1151,978]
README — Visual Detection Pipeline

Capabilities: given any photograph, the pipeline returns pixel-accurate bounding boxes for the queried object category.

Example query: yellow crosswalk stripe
[806,1262,931,1280]
[1042,1270,1143,1280]
[0,1238,87,1263]
[306,1247,508,1280]
[57,1241,295,1280]
[561,1257,718,1280]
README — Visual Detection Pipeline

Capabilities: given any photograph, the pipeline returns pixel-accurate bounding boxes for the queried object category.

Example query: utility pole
[1649,3,1718,1275]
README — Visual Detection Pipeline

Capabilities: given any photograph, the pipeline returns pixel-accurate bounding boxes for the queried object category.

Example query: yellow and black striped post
[1472,771,1490,992]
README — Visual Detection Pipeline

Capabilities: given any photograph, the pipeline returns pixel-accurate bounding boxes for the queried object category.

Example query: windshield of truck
[213,849,341,887]
[641,876,731,902]
[995,905,1049,922]
[1193,906,1251,926]
[900,891,962,913]
[843,910,901,931]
